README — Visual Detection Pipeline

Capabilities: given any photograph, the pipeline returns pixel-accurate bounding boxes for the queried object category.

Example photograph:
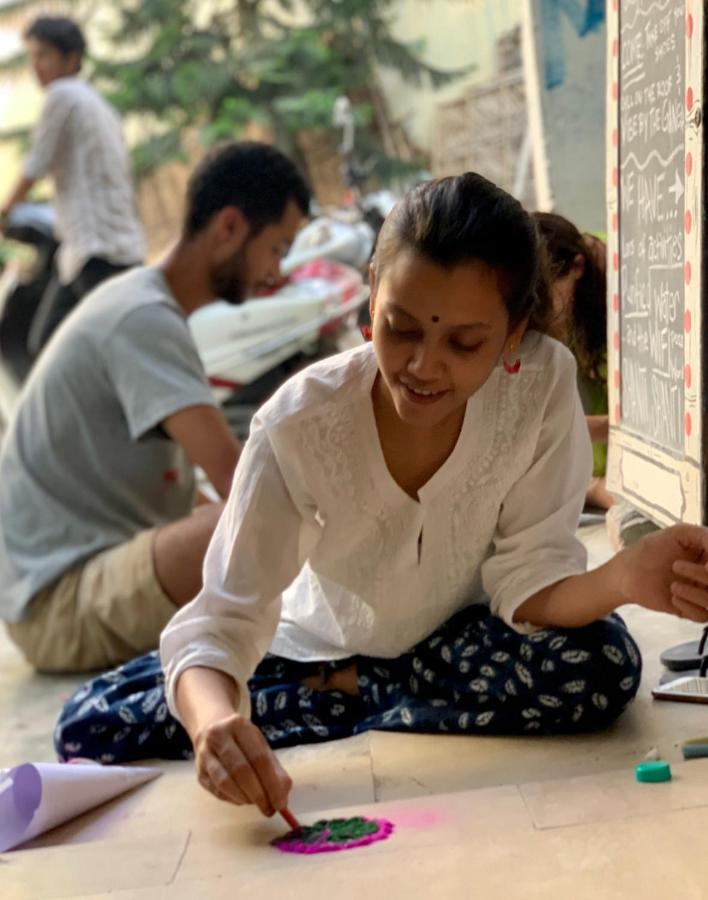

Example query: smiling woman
[56,172,708,821]
[366,173,550,476]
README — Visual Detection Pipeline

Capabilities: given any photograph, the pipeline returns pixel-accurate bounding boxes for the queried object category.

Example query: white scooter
[190,250,370,408]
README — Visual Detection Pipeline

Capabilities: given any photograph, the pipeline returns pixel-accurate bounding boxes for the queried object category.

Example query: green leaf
[130,129,185,179]
[88,0,468,184]
[274,88,341,129]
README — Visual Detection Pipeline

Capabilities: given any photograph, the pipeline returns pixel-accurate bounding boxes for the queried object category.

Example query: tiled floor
[2,521,707,897]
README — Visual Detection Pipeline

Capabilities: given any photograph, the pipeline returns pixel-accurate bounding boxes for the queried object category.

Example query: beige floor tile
[2,831,187,900]
[520,757,708,828]
[40,780,708,900]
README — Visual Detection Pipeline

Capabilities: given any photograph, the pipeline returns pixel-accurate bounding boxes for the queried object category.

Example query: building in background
[522,0,607,232]
[431,25,534,210]
[378,0,522,157]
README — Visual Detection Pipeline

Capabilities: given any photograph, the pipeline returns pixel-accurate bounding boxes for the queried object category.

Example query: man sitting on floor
[0,141,310,672]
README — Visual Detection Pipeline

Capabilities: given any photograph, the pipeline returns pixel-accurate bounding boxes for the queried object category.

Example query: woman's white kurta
[161,334,593,719]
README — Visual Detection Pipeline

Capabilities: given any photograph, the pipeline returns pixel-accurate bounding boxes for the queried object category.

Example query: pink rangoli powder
[272,815,394,854]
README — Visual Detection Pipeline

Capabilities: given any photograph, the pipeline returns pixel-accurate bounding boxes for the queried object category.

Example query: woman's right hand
[193,712,293,815]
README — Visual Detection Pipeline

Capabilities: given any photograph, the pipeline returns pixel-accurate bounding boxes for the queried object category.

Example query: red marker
[280,807,301,831]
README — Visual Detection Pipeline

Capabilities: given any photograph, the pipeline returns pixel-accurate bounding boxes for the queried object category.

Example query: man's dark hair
[25,16,87,60]
[184,141,311,238]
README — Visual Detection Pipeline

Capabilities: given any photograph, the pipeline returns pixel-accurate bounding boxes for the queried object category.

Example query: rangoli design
[272,815,394,854]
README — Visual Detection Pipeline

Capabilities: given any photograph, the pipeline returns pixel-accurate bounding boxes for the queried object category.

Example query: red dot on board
[613,252,619,272]
[685,365,692,389]
[687,86,694,112]
[612,212,618,232]
[612,128,618,146]
[685,261,692,285]
[685,210,692,234]
[686,153,693,176]
[612,38,618,57]
[614,404,621,423]
[612,167,619,187]
[687,14,694,39]
[612,293,620,312]
[612,82,618,101]
[614,370,620,389]
[613,332,620,351]
[685,309,692,333]
[612,0,618,11]
[685,413,692,437]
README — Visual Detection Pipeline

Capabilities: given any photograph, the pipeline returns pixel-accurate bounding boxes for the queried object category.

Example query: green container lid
[635,760,672,783]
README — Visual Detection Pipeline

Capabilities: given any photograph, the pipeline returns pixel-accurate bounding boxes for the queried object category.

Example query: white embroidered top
[161,334,592,720]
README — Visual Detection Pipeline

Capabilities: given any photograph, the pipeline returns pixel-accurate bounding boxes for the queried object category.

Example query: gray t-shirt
[0,266,215,622]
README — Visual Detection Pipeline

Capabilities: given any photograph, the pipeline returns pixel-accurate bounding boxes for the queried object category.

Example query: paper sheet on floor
[0,761,161,852]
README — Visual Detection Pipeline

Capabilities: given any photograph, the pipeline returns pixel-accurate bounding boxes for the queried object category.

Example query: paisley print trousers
[54,606,642,763]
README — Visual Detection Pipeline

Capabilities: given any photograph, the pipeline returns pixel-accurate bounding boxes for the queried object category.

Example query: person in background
[534,212,612,510]
[0,141,309,674]
[0,15,145,354]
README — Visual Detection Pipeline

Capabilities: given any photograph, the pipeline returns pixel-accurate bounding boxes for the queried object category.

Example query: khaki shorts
[6,529,177,673]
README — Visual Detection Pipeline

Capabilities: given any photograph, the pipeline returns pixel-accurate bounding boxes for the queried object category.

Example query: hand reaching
[620,524,708,623]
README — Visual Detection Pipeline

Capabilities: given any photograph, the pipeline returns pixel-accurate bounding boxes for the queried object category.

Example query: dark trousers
[28,256,137,356]
[54,606,642,765]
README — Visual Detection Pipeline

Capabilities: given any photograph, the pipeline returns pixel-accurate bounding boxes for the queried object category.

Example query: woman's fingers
[235,720,293,813]
[672,559,708,586]
[671,595,708,623]
[195,715,292,815]
[671,580,708,619]
[671,579,708,608]
[200,755,249,805]
[672,524,708,560]
[209,724,274,815]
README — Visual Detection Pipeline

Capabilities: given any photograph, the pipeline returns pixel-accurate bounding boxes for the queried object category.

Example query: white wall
[377,0,522,153]
[522,0,607,232]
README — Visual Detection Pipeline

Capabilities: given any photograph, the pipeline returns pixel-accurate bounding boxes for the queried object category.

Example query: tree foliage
[0,0,467,186]
[90,0,465,181]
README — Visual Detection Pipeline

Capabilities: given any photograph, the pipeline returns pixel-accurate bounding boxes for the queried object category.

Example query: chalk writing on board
[619,0,685,452]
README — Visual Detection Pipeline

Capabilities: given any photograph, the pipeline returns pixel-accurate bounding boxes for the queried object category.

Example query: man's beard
[210,248,251,306]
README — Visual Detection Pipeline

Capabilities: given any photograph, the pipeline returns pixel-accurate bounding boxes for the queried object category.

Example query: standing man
[0,141,310,673]
[0,15,145,354]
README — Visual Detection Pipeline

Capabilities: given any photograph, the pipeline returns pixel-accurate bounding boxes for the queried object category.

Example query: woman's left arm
[515,523,708,628]
[484,346,708,632]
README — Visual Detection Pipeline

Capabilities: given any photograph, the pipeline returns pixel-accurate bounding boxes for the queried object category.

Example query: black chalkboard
[619,0,686,453]
[607,0,705,525]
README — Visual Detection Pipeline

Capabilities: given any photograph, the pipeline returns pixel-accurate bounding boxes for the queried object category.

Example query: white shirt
[161,335,593,720]
[23,77,145,283]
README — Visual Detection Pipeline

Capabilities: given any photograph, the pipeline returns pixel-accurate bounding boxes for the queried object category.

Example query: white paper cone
[0,762,161,852]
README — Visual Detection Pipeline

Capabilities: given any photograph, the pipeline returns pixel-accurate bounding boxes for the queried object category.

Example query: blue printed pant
[55,606,642,764]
